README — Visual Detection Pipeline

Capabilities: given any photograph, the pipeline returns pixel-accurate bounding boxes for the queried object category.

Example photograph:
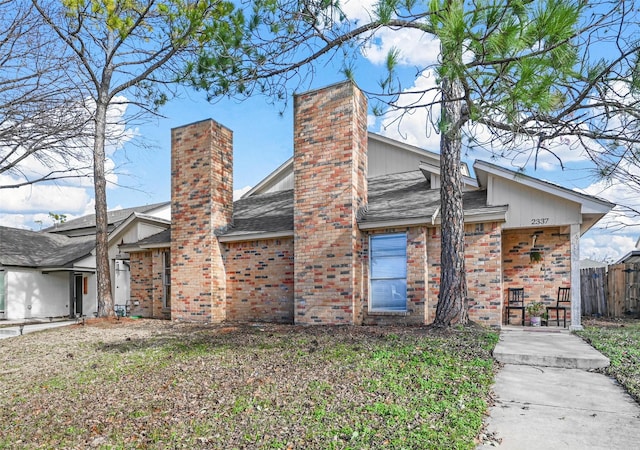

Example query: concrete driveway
[478,327,640,449]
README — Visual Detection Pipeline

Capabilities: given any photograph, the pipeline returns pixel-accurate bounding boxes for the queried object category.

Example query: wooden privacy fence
[581,263,640,318]
[581,267,607,316]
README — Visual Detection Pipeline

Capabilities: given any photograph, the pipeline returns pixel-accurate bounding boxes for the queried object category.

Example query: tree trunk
[94,96,115,317]
[434,74,469,326]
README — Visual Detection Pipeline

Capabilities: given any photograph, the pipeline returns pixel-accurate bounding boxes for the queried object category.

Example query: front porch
[502,226,580,329]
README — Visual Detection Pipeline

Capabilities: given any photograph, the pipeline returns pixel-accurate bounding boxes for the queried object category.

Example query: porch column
[570,223,583,330]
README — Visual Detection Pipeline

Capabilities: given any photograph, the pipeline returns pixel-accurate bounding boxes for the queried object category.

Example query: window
[162,251,171,309]
[370,234,407,311]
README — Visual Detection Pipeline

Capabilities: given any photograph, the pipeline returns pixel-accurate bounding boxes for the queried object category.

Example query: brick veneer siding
[362,227,428,326]
[427,222,503,327]
[503,227,571,325]
[293,81,368,324]
[129,249,171,319]
[466,223,503,326]
[225,238,295,323]
[171,119,233,322]
[151,250,170,319]
[129,250,153,317]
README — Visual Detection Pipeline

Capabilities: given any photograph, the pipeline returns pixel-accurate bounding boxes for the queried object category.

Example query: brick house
[122,81,613,329]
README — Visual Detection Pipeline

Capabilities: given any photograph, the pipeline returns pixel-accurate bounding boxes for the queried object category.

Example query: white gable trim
[108,212,171,245]
[241,157,294,199]
[473,160,614,214]
[418,162,479,189]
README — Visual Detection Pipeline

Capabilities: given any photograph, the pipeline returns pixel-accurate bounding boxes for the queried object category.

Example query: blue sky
[1,0,638,263]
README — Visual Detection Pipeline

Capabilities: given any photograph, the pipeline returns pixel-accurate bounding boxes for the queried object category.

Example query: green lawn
[0,320,498,449]
[578,319,640,403]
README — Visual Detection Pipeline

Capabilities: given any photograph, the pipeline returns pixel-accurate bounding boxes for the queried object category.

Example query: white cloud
[580,231,636,263]
[340,0,439,68]
[362,28,440,67]
[0,213,29,229]
[0,177,91,213]
[234,186,252,200]
[0,97,135,230]
[375,70,442,150]
[340,0,377,24]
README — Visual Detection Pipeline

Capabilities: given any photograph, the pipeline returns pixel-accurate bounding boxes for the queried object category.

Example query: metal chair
[546,287,571,327]
[505,288,525,326]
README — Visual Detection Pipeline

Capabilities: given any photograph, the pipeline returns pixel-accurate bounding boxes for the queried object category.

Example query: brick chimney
[293,81,368,324]
[170,119,233,322]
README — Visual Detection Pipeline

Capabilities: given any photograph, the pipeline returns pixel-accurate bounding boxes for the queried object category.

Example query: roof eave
[358,207,508,230]
[218,230,294,243]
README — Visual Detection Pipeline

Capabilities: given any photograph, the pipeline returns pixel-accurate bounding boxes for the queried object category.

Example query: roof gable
[474,160,614,234]
[42,202,171,236]
[108,212,171,247]
[474,160,614,214]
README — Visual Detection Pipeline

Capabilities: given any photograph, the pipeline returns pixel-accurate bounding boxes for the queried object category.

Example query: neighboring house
[43,202,170,237]
[580,259,608,270]
[122,81,614,329]
[44,202,171,311]
[616,251,640,264]
[0,227,96,319]
[0,203,170,320]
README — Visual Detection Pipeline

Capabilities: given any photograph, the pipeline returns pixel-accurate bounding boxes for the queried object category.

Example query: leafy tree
[48,212,68,224]
[191,0,640,326]
[32,0,245,317]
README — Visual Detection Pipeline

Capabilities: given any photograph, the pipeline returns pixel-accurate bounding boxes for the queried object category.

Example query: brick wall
[129,250,152,317]
[151,250,169,319]
[427,222,503,327]
[129,249,171,319]
[293,81,368,324]
[225,238,295,323]
[503,227,571,325]
[466,222,503,326]
[170,119,233,322]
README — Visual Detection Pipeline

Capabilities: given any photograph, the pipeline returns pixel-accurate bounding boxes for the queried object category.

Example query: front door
[74,275,83,317]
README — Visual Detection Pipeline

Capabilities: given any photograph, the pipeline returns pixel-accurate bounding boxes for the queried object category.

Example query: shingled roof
[136,228,171,247]
[359,170,492,226]
[0,226,95,268]
[221,189,294,239]
[132,170,501,247]
[42,201,170,235]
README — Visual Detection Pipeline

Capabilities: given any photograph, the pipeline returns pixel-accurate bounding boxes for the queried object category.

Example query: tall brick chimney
[170,119,233,322]
[293,81,368,324]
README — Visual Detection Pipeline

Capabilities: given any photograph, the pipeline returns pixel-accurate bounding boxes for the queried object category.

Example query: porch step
[493,328,610,370]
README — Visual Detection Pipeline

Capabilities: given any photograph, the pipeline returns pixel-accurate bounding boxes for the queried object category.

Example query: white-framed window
[369,233,407,312]
[162,251,171,309]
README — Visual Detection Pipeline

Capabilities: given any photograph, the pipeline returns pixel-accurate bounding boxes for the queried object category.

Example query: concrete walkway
[478,327,640,449]
[0,319,76,339]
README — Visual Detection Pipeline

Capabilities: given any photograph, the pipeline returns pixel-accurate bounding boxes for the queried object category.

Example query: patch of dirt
[0,319,497,449]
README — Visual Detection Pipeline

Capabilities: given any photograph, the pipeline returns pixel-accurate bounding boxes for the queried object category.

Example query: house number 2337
[531,218,549,225]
